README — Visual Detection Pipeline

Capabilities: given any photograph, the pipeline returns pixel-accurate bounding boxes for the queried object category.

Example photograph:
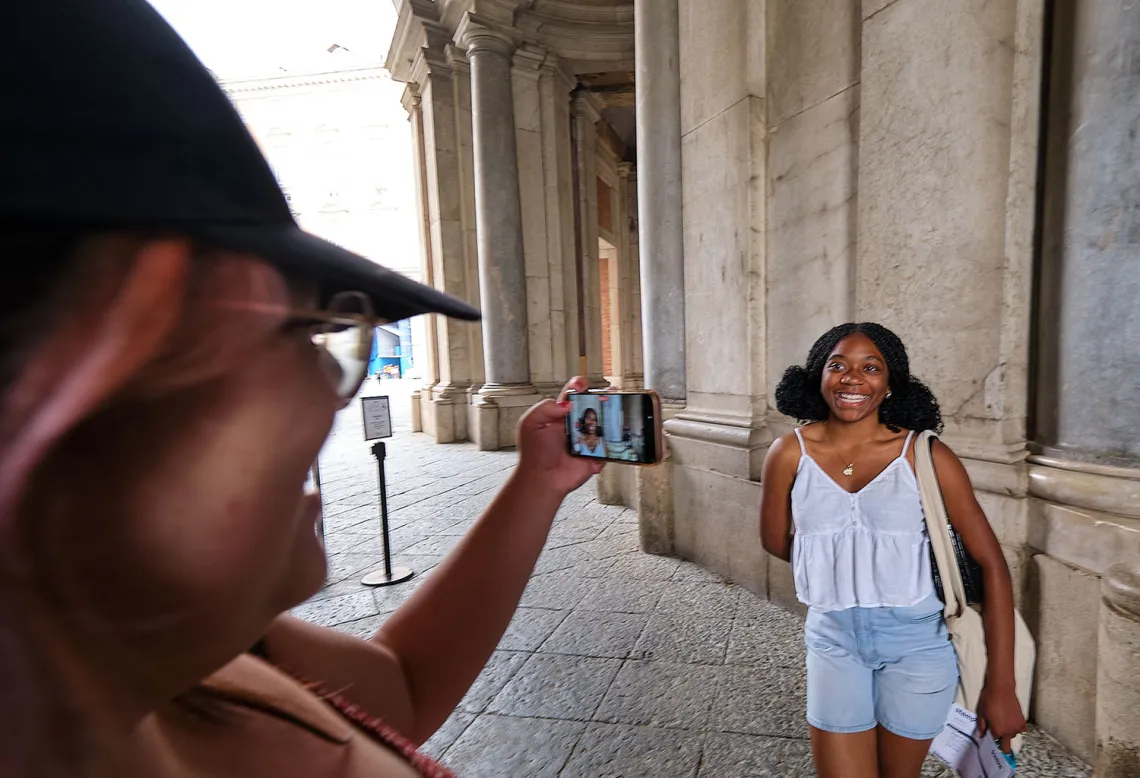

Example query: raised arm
[259,378,602,745]
[931,439,1026,752]
[759,433,800,563]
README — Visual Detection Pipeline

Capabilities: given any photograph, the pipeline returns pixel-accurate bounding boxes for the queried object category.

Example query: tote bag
[914,431,1036,752]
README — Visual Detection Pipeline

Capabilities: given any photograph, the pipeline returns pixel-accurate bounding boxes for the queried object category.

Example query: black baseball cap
[0,0,479,323]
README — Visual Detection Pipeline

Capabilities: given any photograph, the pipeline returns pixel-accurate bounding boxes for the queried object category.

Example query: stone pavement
[295,381,1091,778]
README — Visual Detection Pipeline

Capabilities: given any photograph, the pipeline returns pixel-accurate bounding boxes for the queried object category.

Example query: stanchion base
[361,567,415,587]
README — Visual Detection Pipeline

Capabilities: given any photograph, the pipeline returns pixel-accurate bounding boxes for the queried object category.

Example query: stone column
[572,91,606,388]
[409,43,482,444]
[404,86,437,434]
[462,23,532,391]
[1097,564,1140,777]
[1036,0,1140,468]
[458,17,541,450]
[634,0,685,403]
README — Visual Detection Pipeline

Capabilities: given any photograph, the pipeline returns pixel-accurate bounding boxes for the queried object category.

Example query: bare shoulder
[763,430,804,476]
[929,437,973,482]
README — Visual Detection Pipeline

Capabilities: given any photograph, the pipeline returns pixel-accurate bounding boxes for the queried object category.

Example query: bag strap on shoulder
[914,430,967,619]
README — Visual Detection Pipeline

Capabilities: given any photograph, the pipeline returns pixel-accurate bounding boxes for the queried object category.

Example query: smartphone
[565,389,663,465]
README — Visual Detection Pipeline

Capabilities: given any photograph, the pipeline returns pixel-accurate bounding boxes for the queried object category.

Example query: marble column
[572,91,605,388]
[634,0,685,403]
[462,23,532,391]
[1036,0,1140,468]
[404,87,440,394]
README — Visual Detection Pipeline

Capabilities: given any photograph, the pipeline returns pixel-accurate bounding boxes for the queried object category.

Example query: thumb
[975,715,987,739]
[999,735,1012,754]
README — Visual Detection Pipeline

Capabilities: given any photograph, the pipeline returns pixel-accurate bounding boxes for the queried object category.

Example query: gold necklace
[822,424,861,477]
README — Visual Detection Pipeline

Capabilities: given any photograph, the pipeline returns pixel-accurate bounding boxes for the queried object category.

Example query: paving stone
[1014,727,1095,778]
[331,613,386,639]
[400,534,462,557]
[671,561,730,584]
[499,607,569,652]
[708,665,809,740]
[458,650,530,714]
[633,614,732,665]
[560,722,704,778]
[572,538,640,561]
[421,711,475,759]
[441,714,584,778]
[486,654,621,721]
[291,589,378,627]
[725,612,807,671]
[534,543,616,577]
[321,531,375,555]
[324,552,382,584]
[655,581,742,620]
[920,757,957,777]
[697,732,813,777]
[519,570,595,610]
[579,577,669,614]
[540,610,649,659]
[307,577,372,603]
[595,520,640,540]
[608,553,683,580]
[594,660,719,730]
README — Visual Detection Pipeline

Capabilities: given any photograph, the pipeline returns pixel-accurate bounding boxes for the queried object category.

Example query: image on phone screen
[565,392,657,465]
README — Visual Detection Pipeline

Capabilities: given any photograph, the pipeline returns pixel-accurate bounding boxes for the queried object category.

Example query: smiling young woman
[759,323,1025,778]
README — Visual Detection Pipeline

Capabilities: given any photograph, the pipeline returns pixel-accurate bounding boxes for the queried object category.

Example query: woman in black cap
[0,2,602,776]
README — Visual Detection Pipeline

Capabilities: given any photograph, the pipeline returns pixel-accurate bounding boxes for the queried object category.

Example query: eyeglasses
[285,291,382,405]
[212,290,384,405]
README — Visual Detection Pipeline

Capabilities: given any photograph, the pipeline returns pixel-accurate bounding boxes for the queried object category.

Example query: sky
[149,0,398,80]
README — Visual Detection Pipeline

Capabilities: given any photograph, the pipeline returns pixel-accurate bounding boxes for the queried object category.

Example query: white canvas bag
[914,431,1036,752]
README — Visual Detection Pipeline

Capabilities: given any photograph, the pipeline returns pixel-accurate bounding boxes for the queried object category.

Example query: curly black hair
[774,322,943,433]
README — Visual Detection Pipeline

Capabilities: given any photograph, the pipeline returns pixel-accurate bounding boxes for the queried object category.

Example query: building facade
[386,1,1140,771]
[222,65,429,378]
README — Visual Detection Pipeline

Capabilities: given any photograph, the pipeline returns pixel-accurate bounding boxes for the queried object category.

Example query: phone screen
[565,391,658,465]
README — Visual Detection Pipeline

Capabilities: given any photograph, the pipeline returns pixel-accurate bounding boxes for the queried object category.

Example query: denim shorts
[804,591,959,740]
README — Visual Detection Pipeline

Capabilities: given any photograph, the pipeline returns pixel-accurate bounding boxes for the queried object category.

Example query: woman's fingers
[557,376,587,404]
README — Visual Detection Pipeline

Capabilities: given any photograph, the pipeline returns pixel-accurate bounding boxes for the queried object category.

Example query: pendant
[843,464,855,477]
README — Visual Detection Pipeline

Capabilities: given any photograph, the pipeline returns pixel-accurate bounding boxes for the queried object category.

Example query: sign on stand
[358,395,412,587]
[362,396,392,440]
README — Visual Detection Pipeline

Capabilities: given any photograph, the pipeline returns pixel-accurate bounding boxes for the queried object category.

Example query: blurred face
[583,409,599,436]
[21,245,344,686]
[820,333,891,424]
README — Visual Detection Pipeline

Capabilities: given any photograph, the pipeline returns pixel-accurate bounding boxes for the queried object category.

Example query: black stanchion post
[361,440,414,587]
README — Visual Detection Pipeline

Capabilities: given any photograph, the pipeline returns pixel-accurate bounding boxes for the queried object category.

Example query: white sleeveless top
[790,428,934,612]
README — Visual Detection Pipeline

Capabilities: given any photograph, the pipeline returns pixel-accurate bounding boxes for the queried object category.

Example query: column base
[471,384,543,451]
[421,383,474,444]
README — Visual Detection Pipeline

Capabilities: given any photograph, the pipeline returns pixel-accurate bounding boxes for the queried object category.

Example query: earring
[886,391,893,399]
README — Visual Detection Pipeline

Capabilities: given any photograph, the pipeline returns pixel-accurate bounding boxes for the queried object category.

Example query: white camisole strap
[900,429,916,458]
[792,426,807,455]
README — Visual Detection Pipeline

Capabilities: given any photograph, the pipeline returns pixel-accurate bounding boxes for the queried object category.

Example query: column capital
[572,89,603,124]
[400,83,422,116]
[410,45,452,85]
[444,44,470,76]
[455,13,516,57]
[511,43,548,78]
